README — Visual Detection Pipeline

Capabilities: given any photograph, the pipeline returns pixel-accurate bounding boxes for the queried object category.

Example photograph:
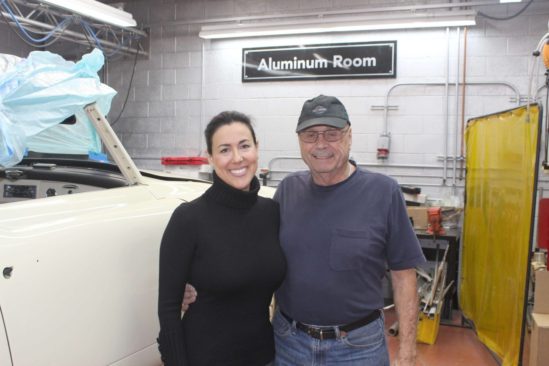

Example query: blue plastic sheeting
[0,49,116,167]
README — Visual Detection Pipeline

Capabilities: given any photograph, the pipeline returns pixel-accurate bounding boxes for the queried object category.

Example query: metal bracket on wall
[437,155,465,162]
[0,0,149,58]
[510,96,538,104]
[371,105,399,111]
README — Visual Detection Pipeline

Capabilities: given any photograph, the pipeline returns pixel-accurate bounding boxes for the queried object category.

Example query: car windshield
[0,49,116,168]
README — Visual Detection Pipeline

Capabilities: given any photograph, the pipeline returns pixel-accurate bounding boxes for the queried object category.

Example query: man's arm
[390,268,418,366]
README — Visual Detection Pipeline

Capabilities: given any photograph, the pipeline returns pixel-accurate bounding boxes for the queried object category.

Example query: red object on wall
[539,198,549,250]
[161,156,208,166]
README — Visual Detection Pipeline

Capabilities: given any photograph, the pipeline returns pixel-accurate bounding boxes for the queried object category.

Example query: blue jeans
[273,309,390,366]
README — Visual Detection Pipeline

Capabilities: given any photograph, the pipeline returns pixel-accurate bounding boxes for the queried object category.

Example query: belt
[279,310,381,340]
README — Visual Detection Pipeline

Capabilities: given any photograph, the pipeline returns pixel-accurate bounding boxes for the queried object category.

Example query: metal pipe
[459,27,469,181]
[200,40,207,155]
[535,83,547,170]
[267,168,466,177]
[453,27,461,193]
[357,162,463,171]
[372,173,464,179]
[0,7,147,56]
[388,321,399,336]
[444,27,450,185]
[380,80,522,178]
[535,85,546,99]
[146,1,499,27]
[381,81,521,137]
[267,156,465,172]
[266,176,464,189]
[9,0,147,36]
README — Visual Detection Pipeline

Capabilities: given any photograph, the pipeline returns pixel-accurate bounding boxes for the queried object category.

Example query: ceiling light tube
[39,0,137,28]
[199,11,476,39]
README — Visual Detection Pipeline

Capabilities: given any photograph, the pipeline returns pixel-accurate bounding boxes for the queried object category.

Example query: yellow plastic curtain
[460,104,540,366]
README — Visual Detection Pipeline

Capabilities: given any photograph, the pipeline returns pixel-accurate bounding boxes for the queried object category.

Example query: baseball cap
[296,95,350,132]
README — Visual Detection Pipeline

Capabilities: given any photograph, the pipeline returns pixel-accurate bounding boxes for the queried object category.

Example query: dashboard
[1,179,104,203]
[0,159,128,204]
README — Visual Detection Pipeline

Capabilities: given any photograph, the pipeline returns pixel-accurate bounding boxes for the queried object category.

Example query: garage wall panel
[48,0,546,200]
[0,23,33,57]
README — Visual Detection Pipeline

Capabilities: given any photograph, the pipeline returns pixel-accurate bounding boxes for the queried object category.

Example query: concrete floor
[385,308,525,366]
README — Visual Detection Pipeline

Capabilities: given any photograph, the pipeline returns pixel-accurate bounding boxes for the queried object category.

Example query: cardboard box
[534,271,549,314]
[403,192,427,205]
[407,206,428,230]
[530,271,549,366]
[529,313,549,366]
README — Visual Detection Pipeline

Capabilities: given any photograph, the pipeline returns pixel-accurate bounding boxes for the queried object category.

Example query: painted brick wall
[101,0,549,201]
[3,0,542,201]
[0,23,34,57]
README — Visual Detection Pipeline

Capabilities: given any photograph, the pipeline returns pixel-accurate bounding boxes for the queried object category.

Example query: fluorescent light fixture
[199,11,476,39]
[499,0,522,3]
[40,0,137,28]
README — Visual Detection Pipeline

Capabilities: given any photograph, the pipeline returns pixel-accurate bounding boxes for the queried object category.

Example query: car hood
[0,178,210,240]
[0,177,275,240]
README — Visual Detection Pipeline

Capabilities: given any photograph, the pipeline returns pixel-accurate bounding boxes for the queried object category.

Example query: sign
[242,41,396,82]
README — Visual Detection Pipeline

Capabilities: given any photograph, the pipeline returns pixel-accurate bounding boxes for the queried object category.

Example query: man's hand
[182,283,197,311]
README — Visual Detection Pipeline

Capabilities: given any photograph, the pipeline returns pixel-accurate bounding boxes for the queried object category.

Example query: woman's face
[208,122,258,191]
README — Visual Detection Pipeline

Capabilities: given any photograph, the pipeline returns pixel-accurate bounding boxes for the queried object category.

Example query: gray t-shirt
[274,167,425,325]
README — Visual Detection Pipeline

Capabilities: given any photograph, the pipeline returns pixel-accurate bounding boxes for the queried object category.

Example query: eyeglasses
[298,127,349,143]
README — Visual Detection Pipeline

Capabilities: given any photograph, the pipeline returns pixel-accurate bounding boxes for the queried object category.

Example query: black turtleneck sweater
[158,174,286,366]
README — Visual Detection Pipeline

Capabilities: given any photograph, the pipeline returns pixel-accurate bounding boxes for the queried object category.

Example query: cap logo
[312,105,327,115]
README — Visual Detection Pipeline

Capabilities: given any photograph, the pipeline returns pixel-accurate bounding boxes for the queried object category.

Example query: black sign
[242,41,396,82]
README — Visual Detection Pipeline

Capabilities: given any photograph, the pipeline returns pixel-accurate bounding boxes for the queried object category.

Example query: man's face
[298,124,352,183]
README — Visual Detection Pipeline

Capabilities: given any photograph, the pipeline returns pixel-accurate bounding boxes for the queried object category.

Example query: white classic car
[0,51,273,365]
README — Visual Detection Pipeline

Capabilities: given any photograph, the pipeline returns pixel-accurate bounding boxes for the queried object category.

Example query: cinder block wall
[0,23,34,57]
[102,0,549,200]
[3,0,549,201]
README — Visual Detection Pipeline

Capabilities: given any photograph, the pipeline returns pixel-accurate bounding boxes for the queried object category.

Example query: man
[184,95,425,366]
[271,95,424,366]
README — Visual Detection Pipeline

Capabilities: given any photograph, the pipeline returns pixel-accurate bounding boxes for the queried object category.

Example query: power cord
[110,41,140,127]
[478,0,534,21]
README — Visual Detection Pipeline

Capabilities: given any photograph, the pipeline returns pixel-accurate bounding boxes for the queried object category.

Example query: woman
[157,111,286,366]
